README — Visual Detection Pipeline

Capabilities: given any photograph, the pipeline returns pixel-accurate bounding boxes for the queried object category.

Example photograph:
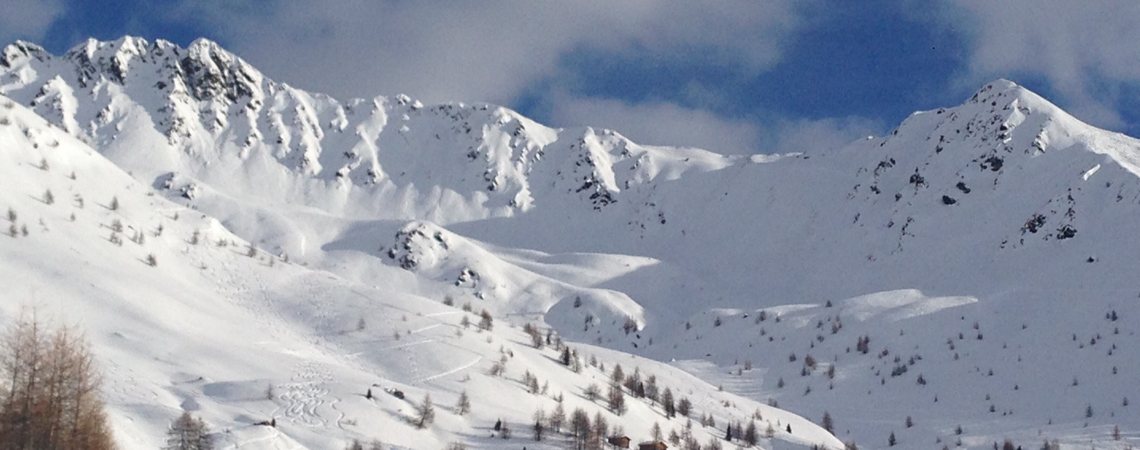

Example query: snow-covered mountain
[3,36,1140,449]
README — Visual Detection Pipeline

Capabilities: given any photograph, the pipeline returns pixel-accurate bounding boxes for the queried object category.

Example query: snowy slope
[4,36,1140,449]
[0,94,840,450]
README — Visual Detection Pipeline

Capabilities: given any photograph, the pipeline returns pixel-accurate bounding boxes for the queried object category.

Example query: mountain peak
[186,36,235,61]
[0,40,49,67]
[967,79,1059,114]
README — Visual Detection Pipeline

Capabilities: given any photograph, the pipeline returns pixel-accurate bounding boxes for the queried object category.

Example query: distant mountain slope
[5,36,1140,449]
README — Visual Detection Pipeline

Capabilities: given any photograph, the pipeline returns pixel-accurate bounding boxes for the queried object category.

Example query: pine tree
[645,374,659,402]
[744,420,758,446]
[662,388,676,417]
[607,382,626,415]
[623,367,641,393]
[591,411,608,449]
[822,411,834,433]
[456,390,471,415]
[611,364,625,385]
[532,408,546,441]
[478,310,493,331]
[888,431,897,446]
[571,408,591,450]
[585,383,600,401]
[677,397,692,417]
[164,412,213,450]
[548,402,565,433]
[416,394,435,428]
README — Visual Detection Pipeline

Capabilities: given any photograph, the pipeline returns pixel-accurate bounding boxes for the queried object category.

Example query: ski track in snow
[671,359,770,401]
[424,311,461,318]
[226,427,304,450]
[277,362,333,428]
[410,323,442,334]
[378,338,434,352]
[414,355,483,384]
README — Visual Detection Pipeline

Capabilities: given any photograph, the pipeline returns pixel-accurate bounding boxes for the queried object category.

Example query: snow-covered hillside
[0,94,839,449]
[3,36,1140,449]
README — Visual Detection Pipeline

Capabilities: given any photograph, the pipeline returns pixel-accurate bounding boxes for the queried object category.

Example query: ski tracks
[414,354,483,384]
[277,362,334,428]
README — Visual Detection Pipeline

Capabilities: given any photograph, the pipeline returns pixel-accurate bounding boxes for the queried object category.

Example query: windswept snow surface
[4,38,1140,449]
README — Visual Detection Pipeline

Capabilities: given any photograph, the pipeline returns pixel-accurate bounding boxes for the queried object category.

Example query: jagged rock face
[6,37,1140,305]
[824,80,1140,262]
[386,221,451,271]
[0,37,732,225]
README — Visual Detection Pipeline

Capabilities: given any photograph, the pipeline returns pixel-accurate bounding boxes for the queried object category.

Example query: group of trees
[0,313,115,449]
[0,311,223,450]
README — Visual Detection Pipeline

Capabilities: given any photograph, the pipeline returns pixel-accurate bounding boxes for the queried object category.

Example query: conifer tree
[548,402,565,433]
[456,390,471,416]
[570,408,590,450]
[532,408,545,441]
[607,381,626,415]
[164,412,213,450]
[478,310,493,331]
[416,394,435,428]
[744,420,758,446]
[677,397,692,417]
[662,388,676,418]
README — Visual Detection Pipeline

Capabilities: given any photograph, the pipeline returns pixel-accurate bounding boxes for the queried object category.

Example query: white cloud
[549,94,764,153]
[174,0,802,104]
[763,116,883,155]
[158,1,875,155]
[0,0,64,44]
[951,0,1140,130]
[548,92,880,155]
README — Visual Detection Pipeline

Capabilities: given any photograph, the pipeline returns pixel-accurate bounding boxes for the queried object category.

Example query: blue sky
[4,0,1140,154]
